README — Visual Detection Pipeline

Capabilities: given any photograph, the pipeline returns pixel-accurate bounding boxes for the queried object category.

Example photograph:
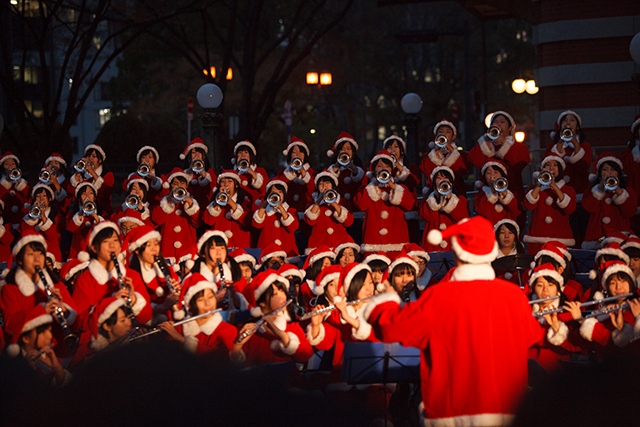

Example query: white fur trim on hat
[433,119,457,137]
[490,110,516,129]
[233,140,257,156]
[528,268,565,290]
[429,165,455,183]
[388,256,419,275]
[128,230,161,253]
[12,234,47,258]
[364,253,391,265]
[254,273,289,303]
[98,299,126,325]
[382,135,406,152]
[184,280,218,308]
[136,145,160,163]
[601,263,636,291]
[85,144,106,161]
[343,264,372,296]
[197,230,228,254]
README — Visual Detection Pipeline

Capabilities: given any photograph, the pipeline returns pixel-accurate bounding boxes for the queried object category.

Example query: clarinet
[288,277,305,320]
[402,284,411,303]
[111,253,137,326]
[35,267,79,347]
[154,255,178,294]
[217,259,235,311]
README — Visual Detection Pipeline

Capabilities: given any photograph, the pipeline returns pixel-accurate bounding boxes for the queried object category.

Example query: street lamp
[307,71,332,165]
[197,83,223,170]
[401,93,422,165]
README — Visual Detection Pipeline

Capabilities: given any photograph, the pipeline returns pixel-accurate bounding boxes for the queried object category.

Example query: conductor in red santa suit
[363,216,545,427]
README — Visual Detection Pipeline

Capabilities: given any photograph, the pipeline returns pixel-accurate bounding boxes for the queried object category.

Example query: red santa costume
[203,169,252,249]
[135,145,164,202]
[152,168,201,264]
[403,243,433,292]
[69,144,115,218]
[326,132,367,211]
[72,221,152,326]
[65,182,106,260]
[276,136,316,214]
[0,200,14,261]
[354,150,415,257]
[382,135,421,195]
[473,159,520,225]
[19,184,64,267]
[582,153,638,249]
[111,174,153,228]
[252,179,299,257]
[304,171,353,253]
[420,119,469,197]
[468,111,530,203]
[0,151,30,227]
[364,217,545,427]
[232,140,267,204]
[43,153,74,211]
[523,155,577,253]
[178,138,216,208]
[621,115,640,235]
[419,166,469,252]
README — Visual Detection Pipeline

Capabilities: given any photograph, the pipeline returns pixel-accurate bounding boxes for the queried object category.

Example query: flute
[298,294,375,321]
[234,299,292,343]
[533,293,633,317]
[528,296,559,305]
[35,267,79,347]
[111,253,137,326]
[584,302,629,320]
[129,308,222,342]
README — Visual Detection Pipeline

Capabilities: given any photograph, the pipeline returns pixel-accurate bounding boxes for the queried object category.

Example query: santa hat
[494,219,520,238]
[403,243,430,263]
[540,154,566,172]
[233,140,257,157]
[314,170,339,187]
[136,145,160,163]
[59,259,89,282]
[303,245,336,270]
[595,242,630,266]
[368,149,395,175]
[382,135,406,153]
[89,297,127,351]
[489,110,516,130]
[631,114,640,135]
[0,151,20,167]
[478,159,507,188]
[172,273,218,320]
[12,231,47,258]
[229,248,256,268]
[84,144,107,161]
[312,264,342,296]
[31,183,55,200]
[246,271,290,317]
[334,236,360,257]
[123,225,161,255]
[363,252,391,266]
[197,230,228,255]
[117,210,146,228]
[44,153,67,167]
[528,262,565,291]
[278,264,306,281]
[74,182,97,200]
[388,249,419,275]
[602,229,629,246]
[283,136,310,157]
[622,235,640,252]
[427,217,499,264]
[259,243,287,268]
[339,262,372,298]
[178,251,198,273]
[77,221,120,263]
[433,119,457,137]
[163,167,190,189]
[600,260,636,292]
[429,165,455,187]
[550,110,582,139]
[217,169,241,185]
[6,305,53,357]
[266,178,288,195]
[589,151,623,182]
[327,132,358,158]
[122,173,149,192]
[534,242,567,269]
[546,240,572,261]
[180,138,207,160]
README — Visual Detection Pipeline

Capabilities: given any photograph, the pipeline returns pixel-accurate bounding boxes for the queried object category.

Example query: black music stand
[426,251,454,281]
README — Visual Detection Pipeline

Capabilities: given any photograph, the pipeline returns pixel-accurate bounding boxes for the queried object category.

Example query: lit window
[96,108,111,129]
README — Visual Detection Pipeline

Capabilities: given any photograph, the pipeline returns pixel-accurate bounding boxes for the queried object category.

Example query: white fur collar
[140,261,165,284]
[477,135,514,159]
[282,163,311,181]
[0,177,11,190]
[182,312,223,337]
[551,144,565,158]
[199,262,232,285]
[451,263,495,281]
[87,258,125,285]
[265,201,290,217]
[14,267,52,296]
[496,246,518,258]
[84,165,103,180]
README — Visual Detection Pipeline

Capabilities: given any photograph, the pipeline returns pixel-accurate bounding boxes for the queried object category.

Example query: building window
[13,66,39,84]
[24,99,43,118]
[96,108,111,129]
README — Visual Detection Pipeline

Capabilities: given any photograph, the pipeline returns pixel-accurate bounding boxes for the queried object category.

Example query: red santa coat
[581,185,638,249]
[0,219,13,261]
[418,193,469,252]
[527,304,582,372]
[184,168,216,209]
[328,164,367,212]
[420,147,469,197]
[136,261,181,310]
[354,181,415,256]
[70,166,114,217]
[0,176,30,226]
[19,207,64,265]
[544,141,593,200]
[276,164,316,213]
[202,195,252,249]
[111,203,153,227]
[393,161,421,195]
[65,210,106,260]
[303,195,353,253]
[177,312,237,357]
[195,262,250,310]
[150,196,200,263]
[579,309,637,359]
[523,180,577,252]
[252,202,299,256]
[73,259,152,327]
[473,186,520,226]
[468,136,530,201]
[364,264,545,426]
[235,164,267,204]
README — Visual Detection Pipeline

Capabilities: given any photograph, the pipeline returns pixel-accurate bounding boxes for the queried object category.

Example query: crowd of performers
[2,109,640,426]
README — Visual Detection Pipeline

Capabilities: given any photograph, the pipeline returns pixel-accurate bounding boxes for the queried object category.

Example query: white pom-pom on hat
[173,308,185,320]
[589,269,597,280]
[250,307,263,318]
[186,259,195,270]
[78,251,90,263]
[427,229,443,245]
[475,180,483,189]
[504,272,513,280]
[376,283,386,293]
[163,182,170,189]
[327,150,334,158]
[428,141,435,150]
[155,287,165,297]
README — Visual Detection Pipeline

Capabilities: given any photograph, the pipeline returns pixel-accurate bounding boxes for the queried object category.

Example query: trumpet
[560,128,574,142]
[492,177,508,193]
[390,153,398,166]
[137,163,151,177]
[290,157,304,171]
[35,266,79,348]
[191,159,205,174]
[82,200,96,216]
[234,299,292,343]
[538,170,554,186]
[39,169,52,184]
[267,192,282,208]
[376,168,391,185]
[323,189,338,204]
[237,158,250,174]
[129,309,222,342]
[437,180,452,196]
[125,194,141,210]
[299,295,375,321]
[215,190,229,206]
[172,186,187,202]
[486,126,502,140]
[28,202,44,220]
[435,134,449,148]
[74,159,86,173]
[9,168,22,182]
[604,176,619,192]
[532,293,633,317]
[111,253,137,326]
[337,152,351,167]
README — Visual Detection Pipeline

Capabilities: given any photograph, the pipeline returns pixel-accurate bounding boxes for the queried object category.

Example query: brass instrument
[154,255,179,295]
[528,295,559,305]
[435,134,449,148]
[533,293,632,317]
[215,190,229,206]
[234,299,292,343]
[604,176,619,192]
[191,159,205,174]
[337,152,351,167]
[560,128,574,142]
[538,170,554,186]
[390,154,398,166]
[486,126,501,141]
[237,158,250,174]
[436,180,452,196]
[376,168,391,185]
[39,169,52,184]
[111,253,137,326]
[172,186,187,202]
[267,192,282,208]
[82,200,97,216]
[125,194,141,210]
[35,266,79,347]
[128,309,223,342]
[74,159,86,173]
[9,168,22,182]
[137,163,151,177]
[492,177,508,193]
[299,295,375,321]
[28,202,44,220]
[290,157,304,171]
[323,189,338,204]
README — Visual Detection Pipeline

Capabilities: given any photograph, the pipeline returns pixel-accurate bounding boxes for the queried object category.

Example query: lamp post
[401,93,422,166]
[307,70,332,166]
[630,33,640,105]
[197,83,223,171]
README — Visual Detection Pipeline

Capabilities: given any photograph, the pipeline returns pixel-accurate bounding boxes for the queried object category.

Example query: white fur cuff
[611,323,634,348]
[556,194,571,210]
[525,190,539,205]
[272,332,300,356]
[305,205,320,221]
[37,217,54,232]
[252,210,265,224]
[184,199,200,216]
[352,319,373,341]
[72,212,85,227]
[501,190,515,205]
[131,292,147,316]
[334,206,349,223]
[160,196,176,214]
[252,173,264,189]
[93,176,104,190]
[207,203,222,217]
[280,212,295,227]
[579,317,597,342]
[441,194,460,214]
[389,185,404,206]
[546,321,569,346]
[613,189,630,205]
[591,185,606,201]
[306,323,326,346]
[230,204,244,220]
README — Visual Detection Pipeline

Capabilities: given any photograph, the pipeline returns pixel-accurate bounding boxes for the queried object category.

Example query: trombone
[237,158,250,174]
[486,126,501,141]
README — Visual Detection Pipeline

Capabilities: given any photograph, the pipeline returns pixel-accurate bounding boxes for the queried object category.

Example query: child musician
[384,249,421,304]
[111,174,153,228]
[276,136,315,213]
[404,243,433,292]
[70,144,114,217]
[66,182,105,260]
[135,145,164,202]
[1,151,30,227]
[334,236,361,268]
[252,179,299,257]
[229,248,257,287]
[382,135,420,195]
[326,132,366,211]
[621,115,640,235]
[232,140,267,204]
[179,138,216,208]
[473,159,519,225]
[363,252,391,290]
[42,152,73,208]
[20,184,64,267]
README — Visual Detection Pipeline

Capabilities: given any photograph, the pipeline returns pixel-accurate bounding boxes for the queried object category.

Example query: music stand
[568,249,597,289]
[426,251,454,281]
